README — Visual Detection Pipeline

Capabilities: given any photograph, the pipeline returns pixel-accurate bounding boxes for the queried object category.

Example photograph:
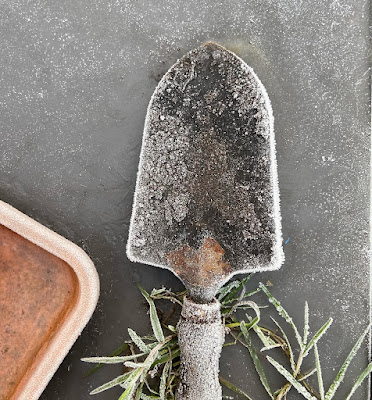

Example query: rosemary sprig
[82,280,371,399]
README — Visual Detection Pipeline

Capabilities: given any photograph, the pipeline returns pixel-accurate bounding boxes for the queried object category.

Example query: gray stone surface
[0,0,370,399]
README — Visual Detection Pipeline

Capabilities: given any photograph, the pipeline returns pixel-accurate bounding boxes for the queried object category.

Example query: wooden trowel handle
[176,296,224,400]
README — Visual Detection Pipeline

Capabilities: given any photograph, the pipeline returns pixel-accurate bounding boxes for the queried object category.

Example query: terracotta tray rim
[0,200,100,400]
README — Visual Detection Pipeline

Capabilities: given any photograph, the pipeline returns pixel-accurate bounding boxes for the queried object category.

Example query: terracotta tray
[0,201,100,400]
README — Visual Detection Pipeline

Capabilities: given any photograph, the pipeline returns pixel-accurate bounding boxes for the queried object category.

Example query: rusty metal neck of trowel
[127,42,284,304]
[167,237,231,303]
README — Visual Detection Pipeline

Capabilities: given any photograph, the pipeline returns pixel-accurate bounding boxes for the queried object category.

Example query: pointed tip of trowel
[202,41,221,47]
[202,41,226,51]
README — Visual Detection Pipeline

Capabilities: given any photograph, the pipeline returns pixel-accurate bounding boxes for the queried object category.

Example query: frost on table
[127,43,283,302]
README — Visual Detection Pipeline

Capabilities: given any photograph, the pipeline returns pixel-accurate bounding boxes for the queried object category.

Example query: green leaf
[345,362,372,400]
[140,394,160,400]
[298,368,317,382]
[255,327,275,348]
[325,324,371,400]
[240,321,274,399]
[90,372,132,395]
[221,289,262,308]
[83,343,129,377]
[221,276,251,304]
[303,302,309,346]
[125,361,146,369]
[140,395,160,400]
[260,283,303,349]
[260,344,282,352]
[242,288,262,298]
[118,364,149,400]
[219,375,255,400]
[245,314,275,348]
[152,347,180,367]
[128,328,151,353]
[135,382,144,400]
[303,318,333,357]
[138,285,165,342]
[271,317,295,372]
[314,343,325,400]
[217,279,241,301]
[159,361,170,399]
[266,356,317,400]
[245,318,260,330]
[144,378,160,395]
[225,300,262,320]
[117,340,170,398]
[118,382,136,400]
[151,287,167,296]
[82,353,146,364]
[244,302,261,323]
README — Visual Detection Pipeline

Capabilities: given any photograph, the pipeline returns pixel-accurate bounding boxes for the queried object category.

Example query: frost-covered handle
[176,296,224,400]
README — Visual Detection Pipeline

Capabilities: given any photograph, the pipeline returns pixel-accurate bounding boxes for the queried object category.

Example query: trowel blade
[127,42,283,302]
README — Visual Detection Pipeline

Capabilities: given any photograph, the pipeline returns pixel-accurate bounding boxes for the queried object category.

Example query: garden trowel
[127,42,284,400]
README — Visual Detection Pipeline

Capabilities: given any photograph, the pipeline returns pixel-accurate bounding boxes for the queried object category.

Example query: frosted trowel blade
[127,42,283,301]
